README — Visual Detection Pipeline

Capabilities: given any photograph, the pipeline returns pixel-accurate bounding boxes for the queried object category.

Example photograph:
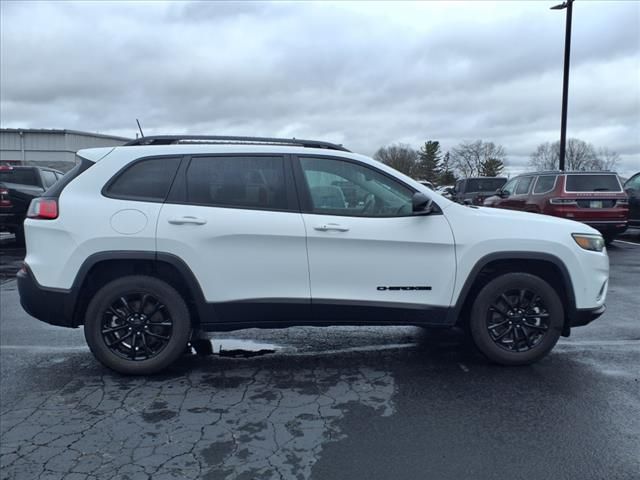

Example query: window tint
[41,170,58,188]
[185,156,287,210]
[502,178,517,195]
[533,175,557,194]
[565,174,621,192]
[0,168,38,186]
[515,176,533,195]
[465,178,507,192]
[106,157,181,201]
[300,157,414,217]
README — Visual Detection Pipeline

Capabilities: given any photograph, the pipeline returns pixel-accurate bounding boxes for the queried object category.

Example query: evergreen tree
[438,151,457,185]
[479,157,505,177]
[415,141,442,183]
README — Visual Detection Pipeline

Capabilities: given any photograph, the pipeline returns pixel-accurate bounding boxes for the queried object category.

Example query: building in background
[0,129,131,172]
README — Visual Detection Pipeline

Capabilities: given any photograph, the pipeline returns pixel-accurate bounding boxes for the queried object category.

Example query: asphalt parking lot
[0,236,638,480]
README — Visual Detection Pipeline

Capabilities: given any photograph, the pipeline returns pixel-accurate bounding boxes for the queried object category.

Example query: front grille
[576,200,617,208]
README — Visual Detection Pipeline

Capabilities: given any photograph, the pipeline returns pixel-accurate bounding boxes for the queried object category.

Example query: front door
[294,155,456,324]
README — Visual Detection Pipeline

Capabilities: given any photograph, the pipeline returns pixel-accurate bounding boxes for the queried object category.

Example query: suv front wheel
[84,276,192,375]
[469,273,563,365]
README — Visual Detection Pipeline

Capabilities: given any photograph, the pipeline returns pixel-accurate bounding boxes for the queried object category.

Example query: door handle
[168,216,207,225]
[314,223,349,232]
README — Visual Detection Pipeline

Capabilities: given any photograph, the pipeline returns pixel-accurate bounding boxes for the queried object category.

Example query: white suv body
[18,137,608,374]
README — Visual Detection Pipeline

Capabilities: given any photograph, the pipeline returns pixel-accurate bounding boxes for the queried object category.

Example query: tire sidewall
[84,276,191,375]
[470,273,564,366]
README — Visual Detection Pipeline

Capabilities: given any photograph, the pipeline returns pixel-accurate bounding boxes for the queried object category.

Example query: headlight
[572,233,605,252]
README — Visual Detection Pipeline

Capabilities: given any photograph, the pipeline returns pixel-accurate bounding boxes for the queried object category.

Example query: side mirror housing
[497,188,508,198]
[412,192,433,215]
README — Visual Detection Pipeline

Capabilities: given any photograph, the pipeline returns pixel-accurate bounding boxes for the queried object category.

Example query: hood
[448,202,601,236]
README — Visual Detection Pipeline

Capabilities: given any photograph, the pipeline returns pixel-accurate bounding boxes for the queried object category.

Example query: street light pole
[551,0,574,171]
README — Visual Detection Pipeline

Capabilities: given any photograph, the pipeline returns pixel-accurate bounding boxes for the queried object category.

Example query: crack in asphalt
[0,358,397,480]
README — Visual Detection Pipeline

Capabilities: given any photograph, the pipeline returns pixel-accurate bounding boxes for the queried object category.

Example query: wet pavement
[0,238,638,480]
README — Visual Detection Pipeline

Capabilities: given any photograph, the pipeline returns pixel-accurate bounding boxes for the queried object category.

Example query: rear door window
[466,178,507,193]
[0,168,39,186]
[105,157,181,201]
[185,156,289,211]
[565,174,621,192]
[533,175,557,194]
[515,176,533,195]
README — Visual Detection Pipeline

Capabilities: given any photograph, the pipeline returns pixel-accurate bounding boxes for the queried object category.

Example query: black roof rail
[124,135,350,152]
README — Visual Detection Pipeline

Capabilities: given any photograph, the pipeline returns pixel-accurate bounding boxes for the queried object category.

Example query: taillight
[27,198,58,219]
[549,198,577,205]
[0,188,11,207]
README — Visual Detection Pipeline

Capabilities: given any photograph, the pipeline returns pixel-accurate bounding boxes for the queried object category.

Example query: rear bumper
[570,305,606,328]
[17,265,76,328]
[0,212,23,231]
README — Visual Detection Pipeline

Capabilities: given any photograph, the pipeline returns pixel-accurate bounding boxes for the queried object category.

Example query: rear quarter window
[565,174,621,192]
[105,157,181,201]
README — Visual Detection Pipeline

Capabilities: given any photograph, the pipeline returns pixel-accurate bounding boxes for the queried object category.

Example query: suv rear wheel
[84,276,192,375]
[469,273,563,365]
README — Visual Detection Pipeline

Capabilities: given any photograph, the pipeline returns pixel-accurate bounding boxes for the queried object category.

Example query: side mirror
[412,192,433,215]
[497,188,508,198]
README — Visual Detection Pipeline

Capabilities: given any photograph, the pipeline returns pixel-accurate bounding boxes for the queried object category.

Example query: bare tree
[529,143,558,170]
[373,143,419,177]
[597,147,620,170]
[529,139,619,171]
[451,140,507,178]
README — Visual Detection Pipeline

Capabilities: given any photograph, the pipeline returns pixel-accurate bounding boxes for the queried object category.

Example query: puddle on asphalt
[214,339,281,358]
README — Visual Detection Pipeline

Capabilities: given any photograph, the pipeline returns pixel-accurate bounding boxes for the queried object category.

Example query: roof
[0,128,132,142]
[511,170,619,178]
[124,135,349,152]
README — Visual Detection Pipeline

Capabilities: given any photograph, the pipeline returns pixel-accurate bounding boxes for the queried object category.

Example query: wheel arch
[450,252,576,336]
[69,251,209,327]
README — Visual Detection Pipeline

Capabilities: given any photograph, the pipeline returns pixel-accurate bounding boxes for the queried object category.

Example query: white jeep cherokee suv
[18,136,609,375]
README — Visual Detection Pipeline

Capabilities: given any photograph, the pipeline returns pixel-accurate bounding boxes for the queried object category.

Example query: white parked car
[19,136,609,374]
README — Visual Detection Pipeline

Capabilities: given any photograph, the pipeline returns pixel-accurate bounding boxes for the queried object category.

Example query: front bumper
[17,265,76,328]
[570,305,606,328]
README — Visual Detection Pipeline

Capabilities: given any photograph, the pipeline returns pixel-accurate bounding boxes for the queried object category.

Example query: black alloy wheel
[486,288,550,353]
[101,293,173,361]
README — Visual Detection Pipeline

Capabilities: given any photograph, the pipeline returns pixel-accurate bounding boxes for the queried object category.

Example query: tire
[469,273,563,366]
[84,275,192,375]
[603,234,616,246]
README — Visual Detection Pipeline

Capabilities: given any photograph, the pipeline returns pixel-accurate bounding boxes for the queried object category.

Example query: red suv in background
[483,171,629,244]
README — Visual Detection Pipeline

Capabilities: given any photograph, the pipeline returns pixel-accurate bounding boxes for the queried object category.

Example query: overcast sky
[1,0,639,176]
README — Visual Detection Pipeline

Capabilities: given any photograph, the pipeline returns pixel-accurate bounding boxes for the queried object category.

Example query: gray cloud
[1,0,638,175]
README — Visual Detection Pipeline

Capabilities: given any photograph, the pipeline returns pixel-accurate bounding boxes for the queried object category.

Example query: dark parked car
[624,172,640,228]
[453,177,507,205]
[0,165,64,244]
[483,171,629,244]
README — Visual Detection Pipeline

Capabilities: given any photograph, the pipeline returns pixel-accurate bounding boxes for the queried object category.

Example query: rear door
[294,155,456,323]
[156,154,310,324]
